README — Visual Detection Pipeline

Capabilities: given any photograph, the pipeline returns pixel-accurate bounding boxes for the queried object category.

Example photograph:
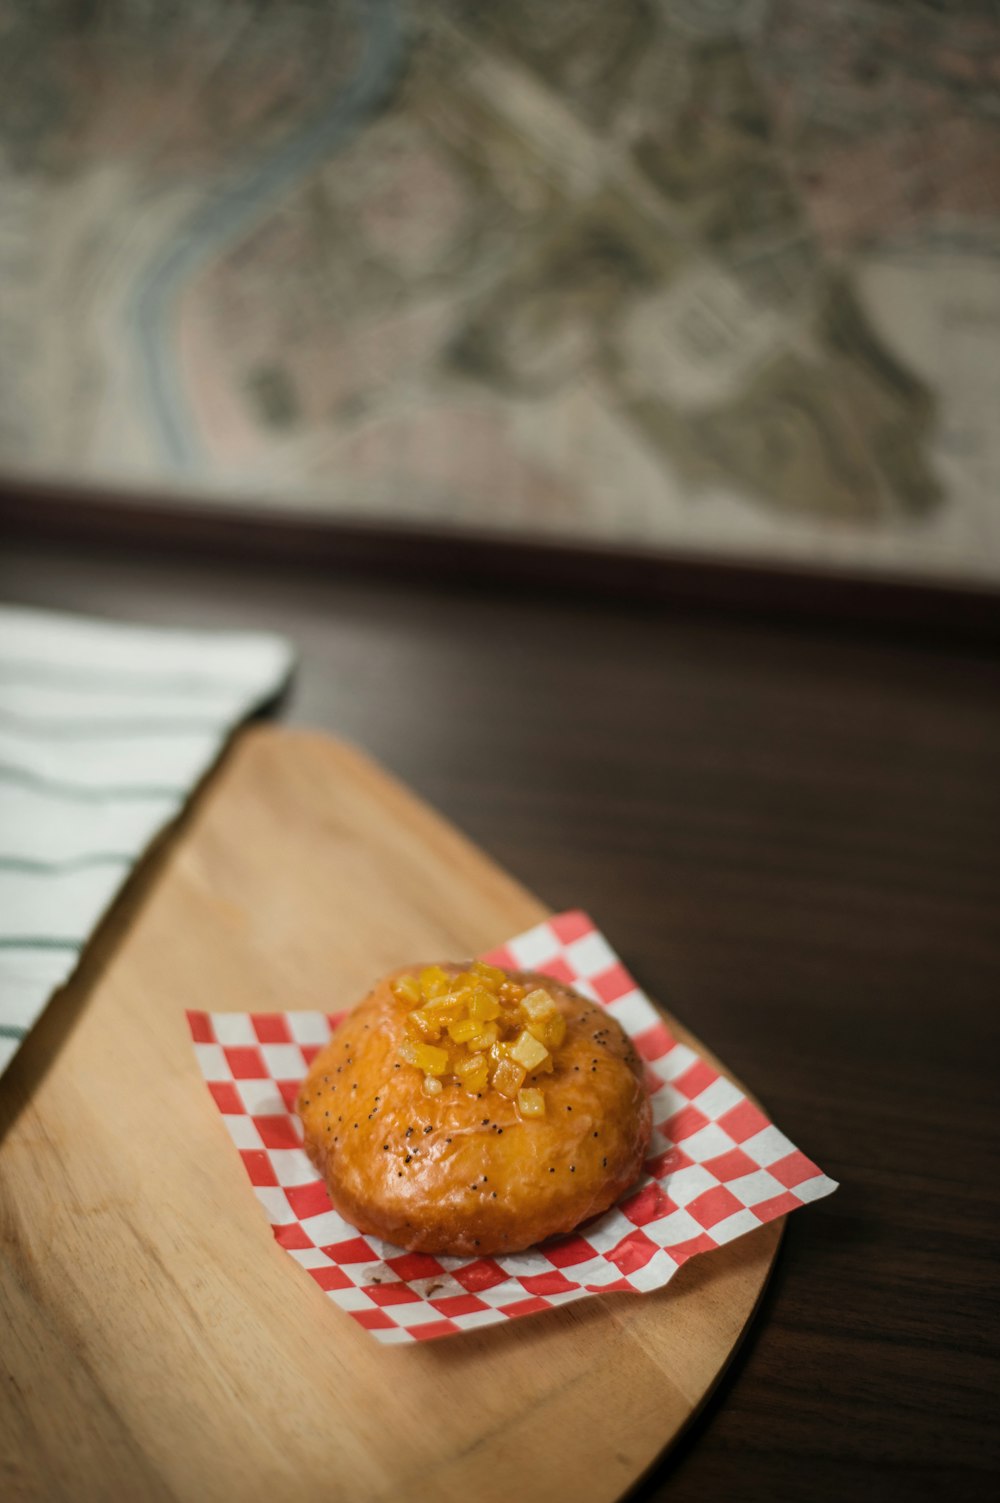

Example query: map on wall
[1,0,999,584]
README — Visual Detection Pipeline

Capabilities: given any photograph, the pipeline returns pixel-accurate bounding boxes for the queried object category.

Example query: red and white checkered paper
[188,912,836,1343]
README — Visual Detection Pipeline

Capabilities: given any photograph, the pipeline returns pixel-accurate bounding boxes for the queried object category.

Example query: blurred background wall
[1,0,998,586]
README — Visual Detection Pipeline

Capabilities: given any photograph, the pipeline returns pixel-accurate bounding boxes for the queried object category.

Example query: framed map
[1,0,998,585]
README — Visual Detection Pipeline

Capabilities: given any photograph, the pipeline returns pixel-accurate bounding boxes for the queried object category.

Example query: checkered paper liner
[188,912,836,1343]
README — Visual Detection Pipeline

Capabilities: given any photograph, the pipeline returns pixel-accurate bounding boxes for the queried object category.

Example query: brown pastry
[297,961,651,1255]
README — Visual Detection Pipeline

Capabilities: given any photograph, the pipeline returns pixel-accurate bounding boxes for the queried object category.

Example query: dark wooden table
[2,535,999,1502]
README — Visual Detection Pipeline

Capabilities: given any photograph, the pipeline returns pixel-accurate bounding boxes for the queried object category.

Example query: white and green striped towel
[0,606,294,1077]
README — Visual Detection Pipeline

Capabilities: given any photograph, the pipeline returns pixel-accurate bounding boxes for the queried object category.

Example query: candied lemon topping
[392,963,565,1117]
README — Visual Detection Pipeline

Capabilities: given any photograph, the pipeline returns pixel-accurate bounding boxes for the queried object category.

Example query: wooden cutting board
[0,728,782,1503]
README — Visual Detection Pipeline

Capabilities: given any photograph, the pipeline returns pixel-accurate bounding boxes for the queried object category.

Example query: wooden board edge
[620,1216,785,1499]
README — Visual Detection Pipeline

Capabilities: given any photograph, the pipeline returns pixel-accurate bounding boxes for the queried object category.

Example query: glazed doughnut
[297,962,651,1256]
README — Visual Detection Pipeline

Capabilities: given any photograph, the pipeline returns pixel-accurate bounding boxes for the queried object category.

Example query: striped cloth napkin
[0,605,293,1078]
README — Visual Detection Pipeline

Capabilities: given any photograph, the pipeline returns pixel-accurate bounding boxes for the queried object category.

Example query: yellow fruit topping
[521,987,558,1022]
[470,960,506,986]
[492,1056,527,1099]
[467,991,501,1022]
[408,1008,443,1041]
[510,1029,550,1072]
[398,1038,449,1075]
[419,966,452,998]
[467,1021,499,1051]
[447,1016,483,1044]
[454,1053,489,1093]
[395,964,566,1116]
[391,974,423,1007]
[532,1013,567,1052]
